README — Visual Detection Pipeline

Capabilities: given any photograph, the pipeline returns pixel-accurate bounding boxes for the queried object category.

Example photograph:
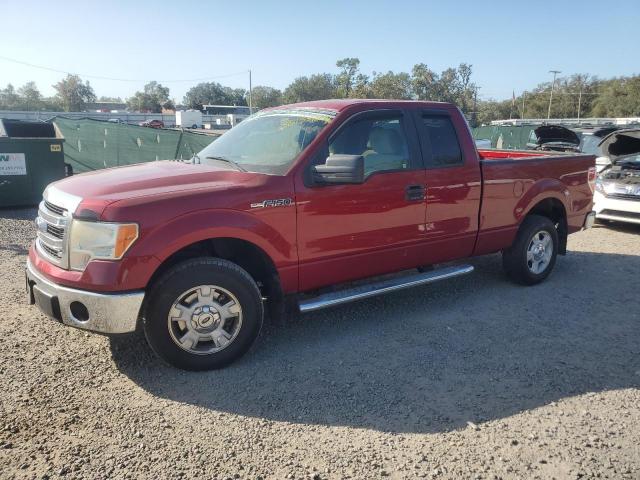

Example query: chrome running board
[298,264,474,313]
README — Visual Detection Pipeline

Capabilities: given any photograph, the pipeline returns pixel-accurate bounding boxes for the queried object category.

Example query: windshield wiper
[205,156,246,172]
[178,153,200,165]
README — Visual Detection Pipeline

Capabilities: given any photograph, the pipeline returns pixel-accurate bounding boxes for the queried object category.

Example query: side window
[421,115,463,167]
[329,115,410,176]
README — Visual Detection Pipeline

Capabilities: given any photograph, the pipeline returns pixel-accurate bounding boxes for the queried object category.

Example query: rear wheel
[502,215,558,285]
[143,258,263,370]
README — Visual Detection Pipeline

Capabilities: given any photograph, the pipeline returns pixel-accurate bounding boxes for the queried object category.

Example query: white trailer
[175,110,203,129]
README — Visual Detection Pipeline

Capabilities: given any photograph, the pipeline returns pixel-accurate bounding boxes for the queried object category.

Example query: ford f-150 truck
[26,100,597,370]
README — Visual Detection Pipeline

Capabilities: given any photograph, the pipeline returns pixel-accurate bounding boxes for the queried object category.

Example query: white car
[576,126,621,173]
[593,129,640,225]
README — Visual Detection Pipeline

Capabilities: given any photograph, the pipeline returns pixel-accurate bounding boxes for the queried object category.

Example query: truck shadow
[110,250,640,434]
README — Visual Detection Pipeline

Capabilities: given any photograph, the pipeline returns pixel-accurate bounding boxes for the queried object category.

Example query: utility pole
[577,83,583,121]
[248,69,253,115]
[472,86,478,126]
[521,91,526,119]
[547,70,561,120]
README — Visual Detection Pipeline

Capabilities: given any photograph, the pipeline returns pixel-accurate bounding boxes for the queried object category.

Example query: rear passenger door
[413,109,482,264]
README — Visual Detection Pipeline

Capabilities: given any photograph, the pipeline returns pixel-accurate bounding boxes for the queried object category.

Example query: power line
[0,54,248,83]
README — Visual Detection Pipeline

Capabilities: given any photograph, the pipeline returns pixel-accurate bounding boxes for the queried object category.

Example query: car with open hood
[526,125,581,153]
[575,126,625,172]
[594,129,640,225]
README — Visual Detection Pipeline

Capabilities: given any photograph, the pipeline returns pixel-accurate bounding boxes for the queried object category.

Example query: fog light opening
[70,301,89,322]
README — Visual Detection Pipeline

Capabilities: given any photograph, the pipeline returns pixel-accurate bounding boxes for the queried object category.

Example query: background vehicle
[26,100,596,370]
[139,119,164,129]
[176,110,203,129]
[593,129,640,224]
[526,125,581,152]
[574,126,621,172]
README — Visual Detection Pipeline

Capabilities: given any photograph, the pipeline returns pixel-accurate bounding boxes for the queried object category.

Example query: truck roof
[274,99,452,112]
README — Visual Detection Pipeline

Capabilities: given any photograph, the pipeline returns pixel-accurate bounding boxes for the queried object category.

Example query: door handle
[405,184,426,201]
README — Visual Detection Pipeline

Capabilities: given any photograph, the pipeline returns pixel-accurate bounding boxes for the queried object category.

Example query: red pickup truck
[26,100,596,370]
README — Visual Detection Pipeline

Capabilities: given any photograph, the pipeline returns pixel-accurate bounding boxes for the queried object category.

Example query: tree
[0,84,20,110]
[127,82,170,112]
[591,75,640,117]
[53,74,96,112]
[182,82,247,110]
[411,64,439,101]
[411,63,477,113]
[184,82,226,109]
[162,99,176,111]
[223,87,248,106]
[368,71,412,99]
[250,86,283,110]
[335,58,361,98]
[98,95,123,103]
[351,73,371,98]
[455,63,475,113]
[476,99,514,125]
[17,82,43,110]
[126,81,170,113]
[283,74,336,103]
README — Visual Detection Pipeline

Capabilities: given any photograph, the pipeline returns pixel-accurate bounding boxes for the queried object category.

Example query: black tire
[143,257,263,370]
[502,215,559,286]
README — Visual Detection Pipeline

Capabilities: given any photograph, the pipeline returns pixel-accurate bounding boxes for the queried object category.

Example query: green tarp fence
[51,117,218,173]
[472,125,538,150]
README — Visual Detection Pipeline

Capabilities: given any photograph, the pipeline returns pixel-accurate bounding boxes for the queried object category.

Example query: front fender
[138,208,295,264]
[121,208,298,292]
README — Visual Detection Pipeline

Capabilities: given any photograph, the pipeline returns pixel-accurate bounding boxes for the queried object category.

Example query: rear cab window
[416,112,464,168]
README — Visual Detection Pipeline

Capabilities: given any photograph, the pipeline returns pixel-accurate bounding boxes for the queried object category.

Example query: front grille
[40,242,62,259]
[44,200,67,216]
[607,193,640,201]
[36,200,70,268]
[46,224,65,239]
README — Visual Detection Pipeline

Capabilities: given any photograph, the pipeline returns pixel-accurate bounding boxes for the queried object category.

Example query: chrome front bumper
[26,259,144,334]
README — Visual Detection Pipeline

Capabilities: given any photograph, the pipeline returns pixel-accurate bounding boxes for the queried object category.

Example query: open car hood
[598,129,640,162]
[533,125,580,146]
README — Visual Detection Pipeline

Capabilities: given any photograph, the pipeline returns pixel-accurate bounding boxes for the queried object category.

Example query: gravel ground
[1,207,639,480]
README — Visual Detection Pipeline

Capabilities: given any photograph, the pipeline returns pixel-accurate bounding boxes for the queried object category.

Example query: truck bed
[474,149,596,256]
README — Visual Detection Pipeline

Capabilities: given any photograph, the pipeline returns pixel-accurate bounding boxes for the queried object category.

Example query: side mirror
[312,154,365,185]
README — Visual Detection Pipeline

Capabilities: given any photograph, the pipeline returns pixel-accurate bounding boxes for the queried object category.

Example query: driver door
[295,109,428,291]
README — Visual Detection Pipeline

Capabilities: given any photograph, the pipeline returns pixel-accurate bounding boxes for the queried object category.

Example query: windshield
[580,134,603,156]
[197,109,336,174]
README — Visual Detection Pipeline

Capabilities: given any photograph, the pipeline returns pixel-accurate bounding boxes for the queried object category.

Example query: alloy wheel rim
[167,285,243,355]
[526,230,553,274]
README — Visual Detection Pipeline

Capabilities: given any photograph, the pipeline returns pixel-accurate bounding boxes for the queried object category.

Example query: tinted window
[421,115,463,167]
[330,115,410,176]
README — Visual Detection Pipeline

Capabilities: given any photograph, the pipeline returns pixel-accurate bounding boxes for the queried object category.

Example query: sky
[0,0,638,103]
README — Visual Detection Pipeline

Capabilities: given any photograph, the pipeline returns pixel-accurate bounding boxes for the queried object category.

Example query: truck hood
[598,129,640,162]
[47,160,255,215]
[533,125,580,146]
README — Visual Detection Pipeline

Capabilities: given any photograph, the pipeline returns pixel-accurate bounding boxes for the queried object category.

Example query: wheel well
[526,198,568,254]
[148,238,283,309]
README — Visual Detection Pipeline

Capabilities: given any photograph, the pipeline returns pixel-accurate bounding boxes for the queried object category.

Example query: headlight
[69,220,138,271]
[594,177,605,194]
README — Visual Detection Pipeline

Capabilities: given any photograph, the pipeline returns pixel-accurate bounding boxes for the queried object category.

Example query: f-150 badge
[250,198,293,209]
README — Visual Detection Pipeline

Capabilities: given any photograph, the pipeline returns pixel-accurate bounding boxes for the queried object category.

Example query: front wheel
[143,258,263,370]
[502,215,559,285]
